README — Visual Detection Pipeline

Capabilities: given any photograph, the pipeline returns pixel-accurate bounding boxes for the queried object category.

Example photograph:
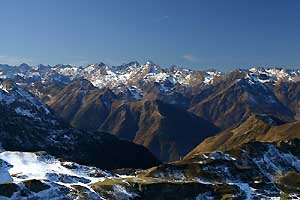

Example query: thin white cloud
[155,15,170,23]
[182,54,198,62]
[161,15,169,20]
[0,55,33,66]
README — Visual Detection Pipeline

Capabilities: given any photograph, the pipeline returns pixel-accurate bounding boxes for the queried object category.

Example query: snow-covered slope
[0,151,110,199]
[0,151,109,183]
[0,79,54,122]
[1,139,299,199]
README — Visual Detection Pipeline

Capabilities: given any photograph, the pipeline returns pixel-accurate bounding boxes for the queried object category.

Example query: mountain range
[0,61,299,199]
[3,61,298,158]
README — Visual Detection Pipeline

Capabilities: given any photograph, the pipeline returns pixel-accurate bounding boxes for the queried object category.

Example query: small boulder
[23,179,51,193]
[0,183,19,197]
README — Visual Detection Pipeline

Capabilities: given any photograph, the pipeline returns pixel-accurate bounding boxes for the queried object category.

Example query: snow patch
[14,107,34,118]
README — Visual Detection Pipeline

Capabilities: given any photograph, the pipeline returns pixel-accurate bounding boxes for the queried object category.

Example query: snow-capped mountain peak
[247,67,300,84]
[146,60,156,66]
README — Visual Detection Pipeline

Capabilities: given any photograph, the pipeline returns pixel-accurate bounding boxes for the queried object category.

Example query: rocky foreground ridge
[0,138,299,199]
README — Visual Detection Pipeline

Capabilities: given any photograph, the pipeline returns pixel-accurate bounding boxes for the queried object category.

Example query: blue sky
[0,0,300,70]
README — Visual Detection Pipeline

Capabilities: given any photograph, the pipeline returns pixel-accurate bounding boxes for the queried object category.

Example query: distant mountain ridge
[1,62,300,106]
